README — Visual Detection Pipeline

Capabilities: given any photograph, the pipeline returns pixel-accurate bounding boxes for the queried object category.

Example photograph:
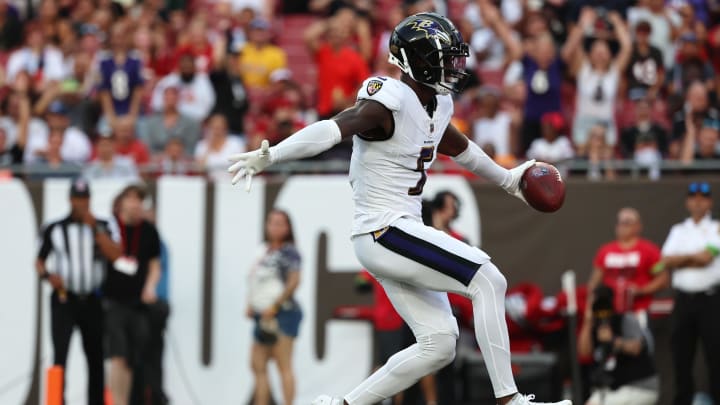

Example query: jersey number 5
[408,146,435,196]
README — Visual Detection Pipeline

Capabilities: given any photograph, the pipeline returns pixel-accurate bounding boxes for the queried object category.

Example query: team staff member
[105,184,162,405]
[130,206,171,405]
[661,182,720,405]
[36,178,122,405]
[587,208,668,316]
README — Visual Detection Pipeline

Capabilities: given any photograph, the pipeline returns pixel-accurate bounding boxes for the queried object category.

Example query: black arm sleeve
[147,223,161,260]
[37,223,55,260]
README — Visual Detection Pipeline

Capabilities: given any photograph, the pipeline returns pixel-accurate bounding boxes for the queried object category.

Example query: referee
[661,182,720,405]
[36,178,122,405]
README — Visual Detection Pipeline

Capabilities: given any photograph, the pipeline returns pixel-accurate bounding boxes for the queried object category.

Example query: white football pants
[345,217,517,405]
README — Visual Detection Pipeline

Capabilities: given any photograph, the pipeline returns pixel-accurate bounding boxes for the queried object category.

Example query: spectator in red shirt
[111,116,151,167]
[174,19,215,73]
[587,207,669,314]
[304,8,370,120]
[146,26,176,79]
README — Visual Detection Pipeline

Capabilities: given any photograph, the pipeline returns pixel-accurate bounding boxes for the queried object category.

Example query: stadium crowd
[1,0,720,181]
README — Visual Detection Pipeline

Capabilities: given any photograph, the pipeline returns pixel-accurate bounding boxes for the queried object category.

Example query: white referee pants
[345,217,517,405]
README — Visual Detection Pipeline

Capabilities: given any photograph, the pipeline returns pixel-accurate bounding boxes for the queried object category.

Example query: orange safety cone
[46,366,63,405]
[104,387,113,405]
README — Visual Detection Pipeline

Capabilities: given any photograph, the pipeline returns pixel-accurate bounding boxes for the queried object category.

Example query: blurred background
[2,0,720,404]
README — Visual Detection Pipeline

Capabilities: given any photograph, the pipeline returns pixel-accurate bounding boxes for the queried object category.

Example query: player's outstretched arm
[333,99,394,141]
[438,124,535,202]
[228,100,392,190]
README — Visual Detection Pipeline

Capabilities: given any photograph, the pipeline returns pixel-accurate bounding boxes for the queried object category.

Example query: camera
[589,285,619,388]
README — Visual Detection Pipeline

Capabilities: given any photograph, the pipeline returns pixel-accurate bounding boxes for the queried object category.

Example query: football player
[228,12,570,405]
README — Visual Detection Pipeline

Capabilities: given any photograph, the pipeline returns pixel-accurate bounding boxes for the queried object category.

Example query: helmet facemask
[433,44,469,95]
[388,16,470,95]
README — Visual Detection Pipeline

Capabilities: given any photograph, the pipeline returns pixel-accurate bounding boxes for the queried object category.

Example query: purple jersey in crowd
[522,55,563,122]
[98,51,145,116]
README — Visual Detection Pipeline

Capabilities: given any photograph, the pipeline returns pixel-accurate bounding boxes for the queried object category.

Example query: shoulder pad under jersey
[356,76,403,111]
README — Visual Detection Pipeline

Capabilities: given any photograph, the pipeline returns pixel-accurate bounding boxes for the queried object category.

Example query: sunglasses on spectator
[688,182,711,197]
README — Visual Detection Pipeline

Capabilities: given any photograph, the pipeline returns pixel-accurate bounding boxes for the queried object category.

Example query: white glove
[502,159,536,203]
[227,140,273,191]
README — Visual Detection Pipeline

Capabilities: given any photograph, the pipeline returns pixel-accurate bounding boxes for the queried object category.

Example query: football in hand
[520,162,565,213]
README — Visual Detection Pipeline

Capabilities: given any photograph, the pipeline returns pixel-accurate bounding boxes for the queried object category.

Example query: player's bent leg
[466,261,515,397]
[344,334,456,405]
[353,219,570,404]
[343,280,458,405]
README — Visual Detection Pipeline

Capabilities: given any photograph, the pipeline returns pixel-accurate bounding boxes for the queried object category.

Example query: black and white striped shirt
[37,216,120,295]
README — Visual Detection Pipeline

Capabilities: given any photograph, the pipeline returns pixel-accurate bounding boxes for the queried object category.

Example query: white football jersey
[349,76,454,236]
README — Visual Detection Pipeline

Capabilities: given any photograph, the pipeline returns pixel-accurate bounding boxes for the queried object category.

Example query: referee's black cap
[69,178,91,198]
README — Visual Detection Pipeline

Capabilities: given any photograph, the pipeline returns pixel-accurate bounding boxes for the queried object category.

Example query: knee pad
[416,333,457,370]
[469,261,507,297]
